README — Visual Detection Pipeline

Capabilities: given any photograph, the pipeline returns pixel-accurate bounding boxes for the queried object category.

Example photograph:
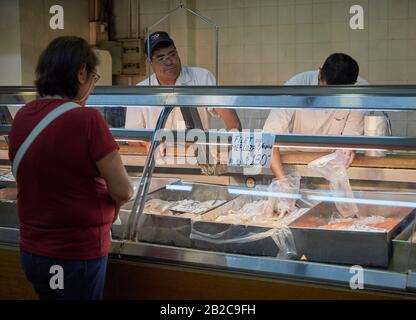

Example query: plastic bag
[215,200,275,224]
[308,152,359,217]
[208,175,301,225]
[267,175,301,218]
[189,222,297,259]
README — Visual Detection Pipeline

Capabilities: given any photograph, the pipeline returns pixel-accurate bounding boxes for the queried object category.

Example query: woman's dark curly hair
[35,36,98,99]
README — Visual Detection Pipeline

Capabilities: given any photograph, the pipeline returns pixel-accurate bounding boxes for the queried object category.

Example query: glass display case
[1,85,416,297]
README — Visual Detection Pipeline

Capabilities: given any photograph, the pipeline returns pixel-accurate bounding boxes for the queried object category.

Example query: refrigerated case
[1,86,416,299]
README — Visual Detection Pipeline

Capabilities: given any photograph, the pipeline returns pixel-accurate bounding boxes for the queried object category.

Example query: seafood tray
[117,181,236,246]
[289,200,416,267]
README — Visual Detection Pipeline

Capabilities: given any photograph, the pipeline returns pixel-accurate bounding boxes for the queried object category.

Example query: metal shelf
[2,85,416,110]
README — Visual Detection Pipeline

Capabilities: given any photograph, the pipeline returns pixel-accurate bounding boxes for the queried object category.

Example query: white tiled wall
[133,0,416,135]
[18,0,90,85]
[0,0,22,86]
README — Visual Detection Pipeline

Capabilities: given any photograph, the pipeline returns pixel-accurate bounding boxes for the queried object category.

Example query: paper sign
[229,132,274,168]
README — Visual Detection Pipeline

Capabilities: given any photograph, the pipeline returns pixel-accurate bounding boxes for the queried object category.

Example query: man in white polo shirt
[125,31,241,131]
[263,53,368,180]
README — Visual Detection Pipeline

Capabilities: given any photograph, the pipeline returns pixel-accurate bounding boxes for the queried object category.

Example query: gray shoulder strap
[12,101,79,178]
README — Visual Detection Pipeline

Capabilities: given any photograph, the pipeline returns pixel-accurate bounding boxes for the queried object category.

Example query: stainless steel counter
[113,240,416,296]
[1,224,415,296]
[2,85,416,296]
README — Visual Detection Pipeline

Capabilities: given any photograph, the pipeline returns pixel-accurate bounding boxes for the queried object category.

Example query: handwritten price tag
[229,132,274,168]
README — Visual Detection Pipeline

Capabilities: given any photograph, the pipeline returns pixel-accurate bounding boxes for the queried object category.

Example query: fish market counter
[1,175,416,299]
[2,148,416,298]
[1,85,416,299]
[2,141,416,299]
[0,232,415,299]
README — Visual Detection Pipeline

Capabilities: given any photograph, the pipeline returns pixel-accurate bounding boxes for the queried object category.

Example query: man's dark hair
[320,53,359,85]
[150,41,176,58]
[35,36,98,99]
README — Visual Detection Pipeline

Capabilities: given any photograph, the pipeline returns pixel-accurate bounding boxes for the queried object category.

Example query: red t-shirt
[8,99,119,260]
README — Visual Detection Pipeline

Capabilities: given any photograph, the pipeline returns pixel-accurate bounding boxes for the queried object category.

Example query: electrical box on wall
[98,39,146,77]
[121,39,146,75]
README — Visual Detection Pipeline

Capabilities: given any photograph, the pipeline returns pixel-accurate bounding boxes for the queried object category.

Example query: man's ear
[77,64,88,84]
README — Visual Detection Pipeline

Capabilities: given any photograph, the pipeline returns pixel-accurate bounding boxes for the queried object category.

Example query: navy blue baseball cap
[144,31,175,57]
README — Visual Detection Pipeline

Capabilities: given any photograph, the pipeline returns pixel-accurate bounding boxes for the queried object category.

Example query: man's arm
[264,109,295,179]
[200,70,241,131]
[270,147,286,180]
[213,108,242,130]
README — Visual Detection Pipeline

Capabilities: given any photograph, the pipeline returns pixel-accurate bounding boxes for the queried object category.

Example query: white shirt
[125,66,217,130]
[263,70,368,136]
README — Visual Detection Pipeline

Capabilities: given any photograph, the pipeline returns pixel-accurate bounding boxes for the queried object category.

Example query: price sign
[229,132,274,168]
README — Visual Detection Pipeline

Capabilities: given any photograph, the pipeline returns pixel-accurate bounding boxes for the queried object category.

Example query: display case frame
[1,85,416,297]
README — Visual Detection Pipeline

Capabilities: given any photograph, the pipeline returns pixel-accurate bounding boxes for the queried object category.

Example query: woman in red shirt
[8,36,132,300]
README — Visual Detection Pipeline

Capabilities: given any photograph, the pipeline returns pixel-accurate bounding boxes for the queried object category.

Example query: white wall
[1,1,91,86]
[0,0,22,119]
[0,0,91,118]
[134,0,416,135]
[0,0,22,86]
[19,0,90,85]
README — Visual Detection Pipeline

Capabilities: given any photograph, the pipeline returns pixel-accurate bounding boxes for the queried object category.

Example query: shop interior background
[1,0,416,134]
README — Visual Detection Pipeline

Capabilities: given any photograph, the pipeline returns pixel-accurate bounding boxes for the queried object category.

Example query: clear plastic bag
[267,175,301,218]
[189,222,297,259]
[228,200,273,222]
[308,152,359,218]
[207,175,301,225]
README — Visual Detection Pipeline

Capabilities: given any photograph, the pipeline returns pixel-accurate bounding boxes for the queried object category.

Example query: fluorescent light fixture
[166,184,193,192]
[227,187,416,208]
[277,145,388,151]
[228,188,302,199]
[307,195,416,208]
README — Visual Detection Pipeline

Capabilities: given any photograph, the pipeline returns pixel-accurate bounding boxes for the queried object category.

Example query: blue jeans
[20,250,108,300]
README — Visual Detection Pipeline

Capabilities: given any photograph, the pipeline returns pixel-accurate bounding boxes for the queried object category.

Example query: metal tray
[289,201,416,268]
[0,200,18,228]
[112,177,180,239]
[135,182,236,247]
[0,171,15,188]
[390,220,416,272]
[190,195,311,257]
